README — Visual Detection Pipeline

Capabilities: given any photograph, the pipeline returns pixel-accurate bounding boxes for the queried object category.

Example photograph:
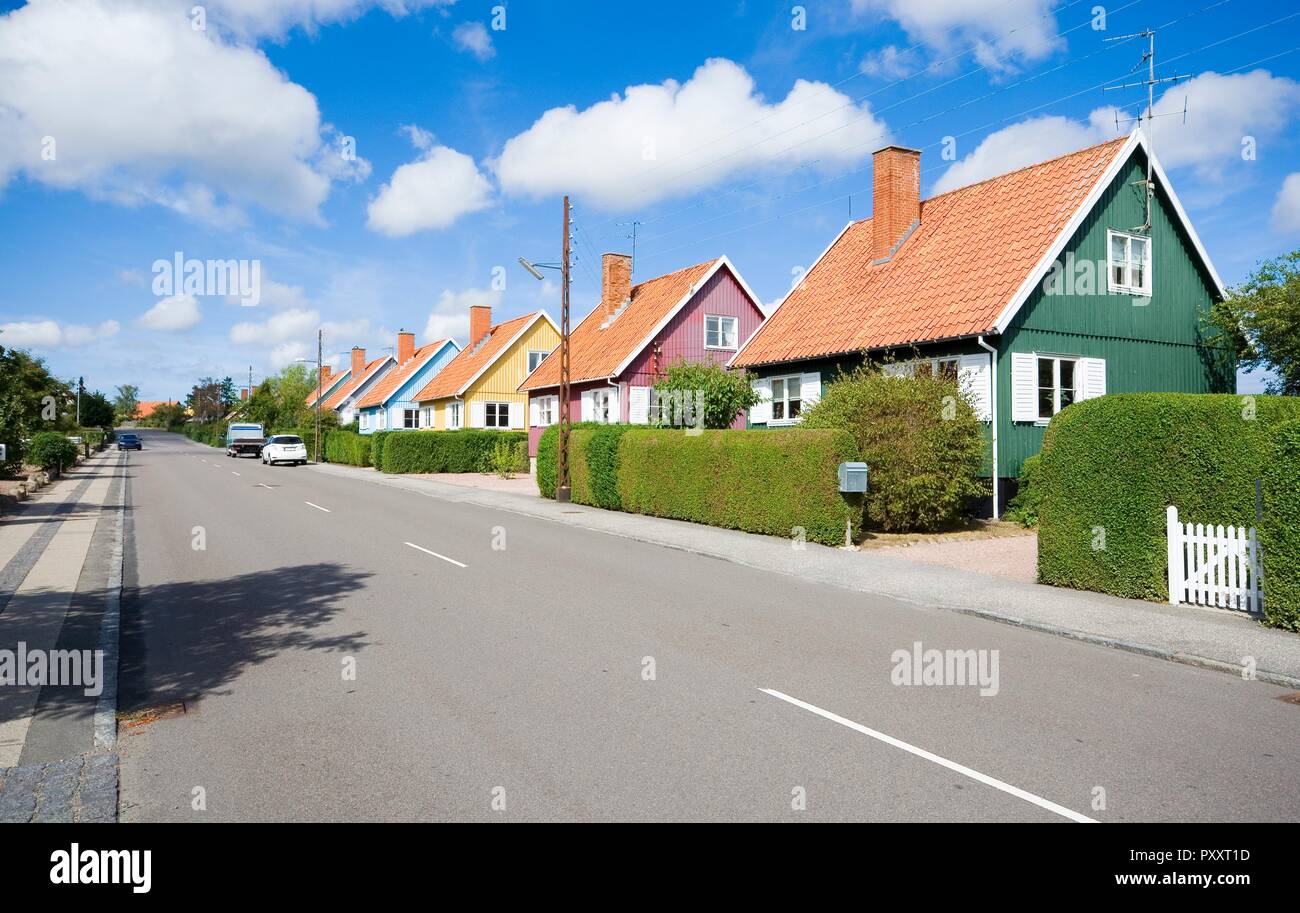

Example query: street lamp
[519,196,574,502]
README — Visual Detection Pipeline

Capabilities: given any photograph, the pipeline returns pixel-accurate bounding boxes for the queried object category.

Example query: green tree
[802,365,987,532]
[1208,250,1300,395]
[651,360,759,430]
[0,341,73,472]
[113,385,141,422]
[186,377,225,424]
[79,390,115,428]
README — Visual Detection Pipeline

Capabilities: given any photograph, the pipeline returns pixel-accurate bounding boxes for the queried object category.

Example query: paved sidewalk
[315,462,1300,689]
[0,451,125,821]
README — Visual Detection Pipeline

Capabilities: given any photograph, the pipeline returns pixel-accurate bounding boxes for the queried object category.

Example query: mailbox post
[838,462,869,548]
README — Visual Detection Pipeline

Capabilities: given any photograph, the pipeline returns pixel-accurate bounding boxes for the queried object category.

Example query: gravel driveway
[878,532,1039,583]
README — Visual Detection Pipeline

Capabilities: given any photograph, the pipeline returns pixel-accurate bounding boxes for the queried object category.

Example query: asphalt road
[116,429,1300,822]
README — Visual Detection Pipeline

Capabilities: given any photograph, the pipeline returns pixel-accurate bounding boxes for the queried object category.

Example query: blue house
[356,332,461,434]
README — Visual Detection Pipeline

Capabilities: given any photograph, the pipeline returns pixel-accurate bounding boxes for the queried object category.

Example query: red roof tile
[416,312,549,401]
[321,357,392,411]
[355,341,453,410]
[519,260,718,391]
[733,137,1128,368]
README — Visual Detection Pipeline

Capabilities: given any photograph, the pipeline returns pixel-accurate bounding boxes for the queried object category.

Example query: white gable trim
[992,129,1227,335]
[611,256,764,380]
[430,311,556,401]
[332,356,397,412]
[729,221,854,369]
[376,339,461,408]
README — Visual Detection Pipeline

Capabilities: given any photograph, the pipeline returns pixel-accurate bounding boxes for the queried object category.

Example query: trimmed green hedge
[324,430,372,467]
[537,422,608,500]
[379,430,528,474]
[1261,420,1300,632]
[182,422,227,448]
[1037,393,1300,602]
[27,432,78,471]
[617,428,860,546]
[369,431,393,469]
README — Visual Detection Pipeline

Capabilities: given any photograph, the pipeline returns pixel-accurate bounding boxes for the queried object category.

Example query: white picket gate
[1166,506,1263,613]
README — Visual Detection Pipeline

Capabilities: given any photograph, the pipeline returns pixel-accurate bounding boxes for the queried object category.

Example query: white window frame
[1107,229,1152,296]
[537,395,556,427]
[402,408,419,430]
[1035,354,1079,424]
[769,374,803,425]
[420,406,433,429]
[360,412,370,430]
[704,314,739,351]
[376,410,388,430]
[485,402,510,428]
[590,388,614,424]
[527,350,550,374]
[448,402,463,430]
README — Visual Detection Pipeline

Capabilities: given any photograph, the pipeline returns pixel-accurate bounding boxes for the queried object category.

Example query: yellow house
[413,306,560,430]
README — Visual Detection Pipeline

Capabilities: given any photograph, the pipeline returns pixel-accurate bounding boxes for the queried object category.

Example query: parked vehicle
[117,433,143,451]
[226,423,266,459]
[262,435,308,466]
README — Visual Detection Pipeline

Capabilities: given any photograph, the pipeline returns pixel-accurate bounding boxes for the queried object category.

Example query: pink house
[518,253,767,456]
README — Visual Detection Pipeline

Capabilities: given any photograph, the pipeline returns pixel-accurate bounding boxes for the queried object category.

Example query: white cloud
[139,294,202,332]
[852,0,1062,73]
[0,1,369,225]
[201,0,454,41]
[269,341,313,370]
[452,21,494,61]
[1,319,119,349]
[400,124,436,151]
[423,288,502,342]
[860,45,920,80]
[367,146,494,236]
[230,307,320,345]
[493,58,891,209]
[1273,173,1300,235]
[931,112,1113,195]
[227,279,310,311]
[932,70,1300,195]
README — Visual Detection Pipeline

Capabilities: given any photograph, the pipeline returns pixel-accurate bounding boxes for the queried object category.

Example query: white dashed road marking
[404,542,467,568]
[305,501,330,513]
[758,688,1097,824]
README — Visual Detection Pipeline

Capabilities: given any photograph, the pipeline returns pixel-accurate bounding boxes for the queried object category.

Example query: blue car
[117,434,143,451]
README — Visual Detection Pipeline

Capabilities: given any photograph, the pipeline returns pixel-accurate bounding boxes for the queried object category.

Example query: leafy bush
[369,431,393,469]
[380,430,528,474]
[651,360,759,429]
[27,432,78,472]
[1036,393,1300,601]
[324,431,372,467]
[801,366,987,532]
[488,437,528,479]
[617,428,860,546]
[1261,420,1300,632]
[1003,455,1043,528]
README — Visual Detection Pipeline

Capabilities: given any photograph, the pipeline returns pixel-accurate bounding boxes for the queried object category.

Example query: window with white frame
[1037,355,1077,421]
[537,395,556,426]
[705,314,739,350]
[485,402,510,428]
[527,350,550,374]
[448,402,463,430]
[770,375,803,423]
[360,412,370,430]
[1108,229,1151,295]
[376,410,388,430]
[420,407,434,428]
[402,408,419,429]
[591,389,613,423]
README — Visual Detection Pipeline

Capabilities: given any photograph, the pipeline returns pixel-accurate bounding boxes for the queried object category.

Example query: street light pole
[316,329,323,465]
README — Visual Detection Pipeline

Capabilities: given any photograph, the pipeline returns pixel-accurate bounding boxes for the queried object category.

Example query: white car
[261,435,309,466]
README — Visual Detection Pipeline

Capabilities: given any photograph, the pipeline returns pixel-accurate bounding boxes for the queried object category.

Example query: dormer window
[1108,229,1151,296]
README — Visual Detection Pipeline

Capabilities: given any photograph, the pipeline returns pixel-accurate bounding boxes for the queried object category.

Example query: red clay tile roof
[519,259,718,391]
[321,357,392,411]
[415,312,549,401]
[305,371,350,407]
[732,137,1128,368]
[355,341,453,410]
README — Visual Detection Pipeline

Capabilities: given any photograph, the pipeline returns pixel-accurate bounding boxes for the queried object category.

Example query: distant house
[518,254,765,456]
[305,365,353,411]
[356,332,461,434]
[321,348,396,427]
[415,306,560,432]
[731,130,1231,516]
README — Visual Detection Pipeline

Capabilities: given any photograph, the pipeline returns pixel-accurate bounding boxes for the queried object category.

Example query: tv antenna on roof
[1103,28,1189,232]
[618,220,643,277]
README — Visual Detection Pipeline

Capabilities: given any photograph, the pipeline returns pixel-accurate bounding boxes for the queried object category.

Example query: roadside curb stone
[0,753,119,823]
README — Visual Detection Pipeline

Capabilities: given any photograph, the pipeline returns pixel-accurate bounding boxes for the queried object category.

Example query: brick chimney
[601,253,633,319]
[397,331,415,364]
[871,145,922,263]
[351,347,366,379]
[240,388,248,401]
[469,306,491,346]
[318,365,332,387]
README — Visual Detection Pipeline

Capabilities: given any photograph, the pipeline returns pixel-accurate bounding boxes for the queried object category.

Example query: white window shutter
[628,386,650,424]
[1010,353,1038,423]
[800,373,822,410]
[470,401,485,428]
[749,377,771,424]
[1080,357,1107,401]
[958,353,992,423]
[529,397,540,427]
[580,390,594,422]
[508,401,525,429]
[608,386,621,423]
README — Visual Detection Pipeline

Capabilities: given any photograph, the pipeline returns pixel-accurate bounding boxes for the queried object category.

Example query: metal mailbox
[838,461,869,494]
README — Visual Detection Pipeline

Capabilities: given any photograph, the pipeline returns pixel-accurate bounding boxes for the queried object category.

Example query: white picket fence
[1166,506,1263,613]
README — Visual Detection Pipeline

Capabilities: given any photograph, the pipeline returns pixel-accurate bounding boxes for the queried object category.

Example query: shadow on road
[118,564,371,713]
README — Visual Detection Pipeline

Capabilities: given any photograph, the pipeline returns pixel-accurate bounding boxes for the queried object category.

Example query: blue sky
[1,0,1297,399]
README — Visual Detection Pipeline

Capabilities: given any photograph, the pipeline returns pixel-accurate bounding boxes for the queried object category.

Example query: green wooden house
[731,130,1233,516]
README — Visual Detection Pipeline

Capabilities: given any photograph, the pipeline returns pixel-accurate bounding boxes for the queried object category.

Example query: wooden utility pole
[558,195,573,502]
